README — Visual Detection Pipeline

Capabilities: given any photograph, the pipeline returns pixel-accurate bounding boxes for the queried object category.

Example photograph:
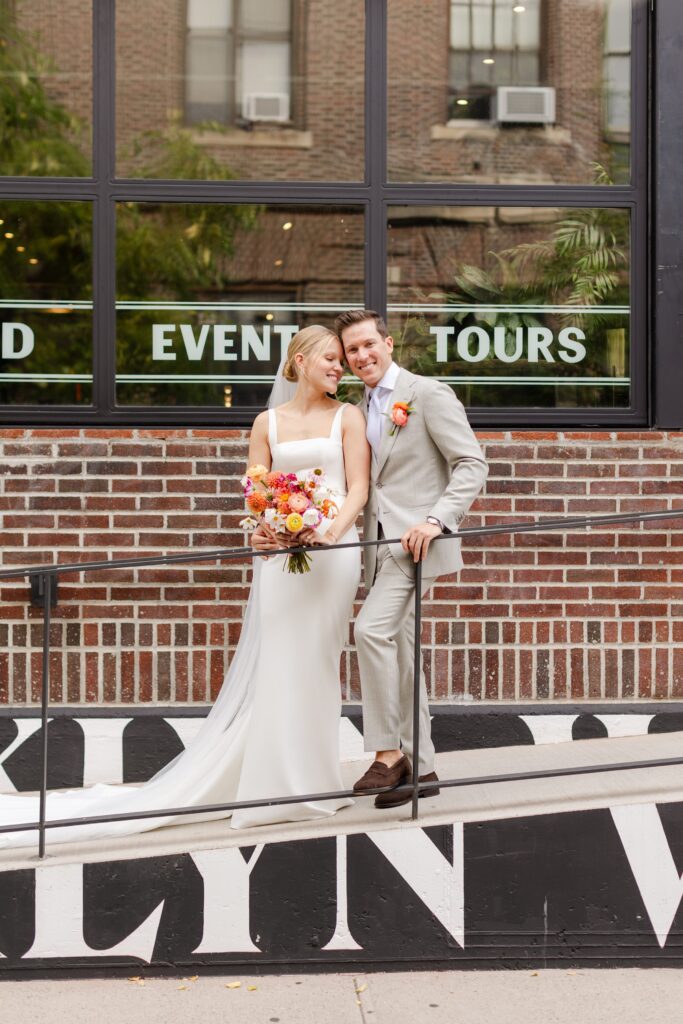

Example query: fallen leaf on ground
[356,984,368,993]
[247,985,258,991]
[177,985,187,991]
[567,970,578,976]
[530,971,539,977]
[188,975,199,982]
[127,977,141,982]
[225,981,241,989]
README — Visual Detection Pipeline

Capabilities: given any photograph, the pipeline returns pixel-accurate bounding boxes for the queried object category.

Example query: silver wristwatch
[426,516,444,531]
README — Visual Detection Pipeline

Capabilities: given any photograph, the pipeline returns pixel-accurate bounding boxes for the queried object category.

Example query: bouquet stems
[285,548,313,574]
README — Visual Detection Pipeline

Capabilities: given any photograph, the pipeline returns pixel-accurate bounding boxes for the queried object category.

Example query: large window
[387,206,631,410]
[116,0,365,182]
[0,0,651,427]
[116,203,365,408]
[389,0,633,185]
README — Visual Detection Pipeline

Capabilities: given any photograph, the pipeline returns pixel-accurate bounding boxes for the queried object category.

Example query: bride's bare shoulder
[340,402,366,428]
[251,410,270,435]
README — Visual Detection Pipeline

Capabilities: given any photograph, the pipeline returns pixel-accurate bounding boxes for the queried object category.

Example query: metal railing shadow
[1,505,683,857]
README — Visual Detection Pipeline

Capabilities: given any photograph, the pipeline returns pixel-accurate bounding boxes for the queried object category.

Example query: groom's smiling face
[341,319,394,390]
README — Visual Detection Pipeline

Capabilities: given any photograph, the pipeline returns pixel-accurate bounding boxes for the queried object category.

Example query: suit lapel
[374,369,416,479]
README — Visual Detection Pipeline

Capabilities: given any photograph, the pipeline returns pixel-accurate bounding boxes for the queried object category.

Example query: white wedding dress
[0,403,360,849]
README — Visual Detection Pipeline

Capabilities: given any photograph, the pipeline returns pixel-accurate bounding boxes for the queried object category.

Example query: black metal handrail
[2,504,683,857]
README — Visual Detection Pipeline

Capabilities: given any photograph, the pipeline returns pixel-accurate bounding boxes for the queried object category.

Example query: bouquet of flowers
[239,463,339,574]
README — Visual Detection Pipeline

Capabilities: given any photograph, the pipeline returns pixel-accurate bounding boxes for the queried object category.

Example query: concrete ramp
[2,729,683,972]
[1,728,683,869]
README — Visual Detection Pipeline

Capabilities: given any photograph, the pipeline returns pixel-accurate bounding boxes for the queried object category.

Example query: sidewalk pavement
[4,969,683,1024]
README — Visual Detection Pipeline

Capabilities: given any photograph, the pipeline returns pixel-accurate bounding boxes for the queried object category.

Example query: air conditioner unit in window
[243,93,290,122]
[493,86,556,124]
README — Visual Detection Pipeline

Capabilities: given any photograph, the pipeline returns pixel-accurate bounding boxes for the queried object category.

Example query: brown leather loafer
[374,771,440,809]
[353,755,411,793]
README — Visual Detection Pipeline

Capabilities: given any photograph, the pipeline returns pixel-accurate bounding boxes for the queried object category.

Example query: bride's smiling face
[298,337,344,394]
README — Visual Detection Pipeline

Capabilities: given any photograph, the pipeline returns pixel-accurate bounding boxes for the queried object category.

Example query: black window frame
[0,0,659,428]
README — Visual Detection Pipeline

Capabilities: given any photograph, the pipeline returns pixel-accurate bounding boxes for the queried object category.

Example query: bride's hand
[251,523,281,559]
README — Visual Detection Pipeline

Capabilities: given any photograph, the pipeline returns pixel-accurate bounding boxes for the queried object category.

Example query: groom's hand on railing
[402,521,443,562]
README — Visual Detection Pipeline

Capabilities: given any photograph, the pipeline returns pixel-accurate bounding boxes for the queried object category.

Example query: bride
[0,325,370,848]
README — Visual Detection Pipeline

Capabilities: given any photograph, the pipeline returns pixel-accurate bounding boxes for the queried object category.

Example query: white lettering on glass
[180,323,211,361]
[493,325,525,363]
[456,326,489,363]
[527,327,555,362]
[152,324,176,361]
[431,325,454,362]
[558,327,587,363]
[1,322,34,359]
[213,325,238,361]
[429,325,590,365]
[241,325,270,361]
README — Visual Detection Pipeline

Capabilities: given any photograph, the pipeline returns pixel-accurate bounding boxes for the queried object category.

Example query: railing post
[38,572,52,859]
[411,558,423,821]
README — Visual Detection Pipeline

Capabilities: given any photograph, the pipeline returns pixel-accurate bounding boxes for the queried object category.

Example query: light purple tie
[366,388,383,457]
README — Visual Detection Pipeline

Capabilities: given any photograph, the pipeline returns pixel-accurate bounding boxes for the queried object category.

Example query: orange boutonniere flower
[385,400,414,436]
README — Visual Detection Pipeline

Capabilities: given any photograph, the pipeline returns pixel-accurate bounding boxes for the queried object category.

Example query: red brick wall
[2,428,682,706]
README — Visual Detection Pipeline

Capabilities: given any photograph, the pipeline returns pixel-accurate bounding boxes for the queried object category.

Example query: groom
[335,309,488,808]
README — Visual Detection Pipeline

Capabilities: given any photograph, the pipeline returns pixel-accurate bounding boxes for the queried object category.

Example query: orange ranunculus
[394,401,410,411]
[391,406,409,427]
[278,501,292,515]
[246,463,268,482]
[246,492,268,514]
[289,493,310,513]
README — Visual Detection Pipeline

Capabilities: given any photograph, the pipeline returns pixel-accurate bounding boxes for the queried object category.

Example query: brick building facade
[2,0,676,710]
[2,428,682,705]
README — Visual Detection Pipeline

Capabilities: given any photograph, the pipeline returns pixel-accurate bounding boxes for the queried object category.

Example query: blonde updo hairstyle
[282,324,340,383]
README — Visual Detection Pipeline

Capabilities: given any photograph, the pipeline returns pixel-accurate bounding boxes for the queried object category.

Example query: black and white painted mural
[1,705,682,793]
[2,803,683,970]
[1,705,683,973]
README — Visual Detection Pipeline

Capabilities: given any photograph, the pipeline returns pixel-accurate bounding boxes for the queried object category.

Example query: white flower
[264,508,277,526]
[302,508,320,527]
[239,515,258,531]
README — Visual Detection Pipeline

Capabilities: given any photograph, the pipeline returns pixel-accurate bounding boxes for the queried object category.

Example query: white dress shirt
[365,361,401,459]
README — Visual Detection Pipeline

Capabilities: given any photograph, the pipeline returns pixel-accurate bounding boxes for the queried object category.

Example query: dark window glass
[116,0,365,182]
[0,0,92,176]
[389,0,632,185]
[387,205,631,410]
[0,201,92,405]
[116,203,364,408]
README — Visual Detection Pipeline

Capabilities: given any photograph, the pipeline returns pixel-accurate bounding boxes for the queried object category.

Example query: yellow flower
[285,512,304,534]
[246,463,268,482]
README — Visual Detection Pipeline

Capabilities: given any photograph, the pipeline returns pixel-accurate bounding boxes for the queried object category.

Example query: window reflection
[387,205,631,410]
[0,202,92,405]
[117,0,365,181]
[389,0,632,185]
[186,0,292,126]
[115,204,364,407]
[449,0,541,121]
[0,0,92,177]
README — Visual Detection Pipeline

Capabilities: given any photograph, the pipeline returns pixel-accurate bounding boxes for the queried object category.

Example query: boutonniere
[385,400,414,436]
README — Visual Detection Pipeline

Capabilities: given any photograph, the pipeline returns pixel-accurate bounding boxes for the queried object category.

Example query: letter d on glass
[2,322,34,359]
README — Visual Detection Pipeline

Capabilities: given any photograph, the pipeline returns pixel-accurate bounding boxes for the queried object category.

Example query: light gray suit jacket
[361,368,488,582]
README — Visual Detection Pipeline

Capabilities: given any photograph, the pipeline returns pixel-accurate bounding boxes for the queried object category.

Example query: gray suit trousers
[354,542,436,775]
